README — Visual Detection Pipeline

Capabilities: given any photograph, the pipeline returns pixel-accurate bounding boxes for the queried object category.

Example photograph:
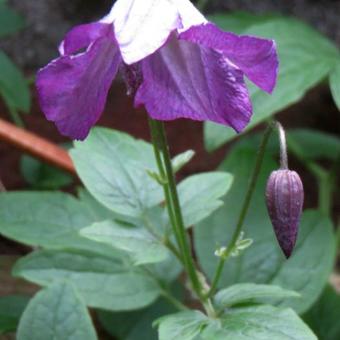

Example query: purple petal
[37,34,121,140]
[59,22,113,56]
[135,36,252,132]
[180,23,278,93]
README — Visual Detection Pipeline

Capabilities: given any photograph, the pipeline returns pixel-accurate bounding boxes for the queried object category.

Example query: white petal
[172,0,207,31]
[106,0,207,64]
[112,0,180,64]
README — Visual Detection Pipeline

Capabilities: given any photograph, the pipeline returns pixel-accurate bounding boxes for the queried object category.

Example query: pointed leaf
[0,192,120,258]
[303,285,340,340]
[172,150,195,173]
[81,220,169,265]
[156,310,209,340]
[178,172,233,227]
[330,62,340,111]
[13,250,161,311]
[71,128,162,218]
[203,306,316,339]
[0,51,30,112]
[215,283,299,308]
[17,281,97,340]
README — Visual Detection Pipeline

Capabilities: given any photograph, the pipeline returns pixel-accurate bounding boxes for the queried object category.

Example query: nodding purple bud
[265,169,304,258]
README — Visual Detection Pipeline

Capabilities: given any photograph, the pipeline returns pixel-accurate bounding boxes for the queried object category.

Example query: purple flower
[36,0,278,140]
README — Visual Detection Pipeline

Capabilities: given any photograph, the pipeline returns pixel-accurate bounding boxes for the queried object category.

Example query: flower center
[120,63,143,96]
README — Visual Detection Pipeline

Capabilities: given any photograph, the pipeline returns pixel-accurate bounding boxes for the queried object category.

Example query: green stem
[206,257,224,298]
[276,121,288,169]
[8,106,24,128]
[142,213,183,264]
[202,298,217,318]
[148,118,202,298]
[163,238,184,264]
[205,122,274,298]
[161,289,188,311]
[148,119,183,255]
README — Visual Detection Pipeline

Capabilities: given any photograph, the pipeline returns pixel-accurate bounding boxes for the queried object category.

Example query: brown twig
[0,118,76,175]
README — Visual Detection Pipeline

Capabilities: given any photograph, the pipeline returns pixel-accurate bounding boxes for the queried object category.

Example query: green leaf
[155,310,209,340]
[178,172,233,227]
[287,129,340,161]
[77,189,124,223]
[0,192,120,258]
[270,212,336,312]
[215,283,299,308]
[20,155,73,189]
[195,141,336,314]
[17,281,97,340]
[203,306,316,340]
[0,51,30,113]
[13,250,161,311]
[140,208,182,282]
[208,11,280,34]
[71,128,162,218]
[0,2,24,37]
[80,220,169,265]
[303,285,340,340]
[0,295,29,334]
[79,192,182,283]
[156,306,316,340]
[204,16,340,151]
[97,295,179,340]
[172,150,195,173]
[330,62,340,110]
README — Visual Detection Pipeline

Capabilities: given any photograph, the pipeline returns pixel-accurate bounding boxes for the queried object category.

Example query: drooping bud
[265,169,304,258]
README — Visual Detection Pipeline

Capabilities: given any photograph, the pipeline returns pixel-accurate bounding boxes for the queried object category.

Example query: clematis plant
[37,0,278,140]
[26,1,319,339]
[0,0,326,340]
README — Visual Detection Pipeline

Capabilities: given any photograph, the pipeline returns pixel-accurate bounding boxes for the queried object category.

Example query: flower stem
[148,118,202,298]
[148,119,183,255]
[205,122,274,298]
[276,121,288,169]
[142,213,183,264]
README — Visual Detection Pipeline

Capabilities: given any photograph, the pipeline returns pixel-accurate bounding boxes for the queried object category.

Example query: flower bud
[265,169,304,258]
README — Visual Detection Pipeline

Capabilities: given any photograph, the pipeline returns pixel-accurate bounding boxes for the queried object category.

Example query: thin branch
[0,118,75,174]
